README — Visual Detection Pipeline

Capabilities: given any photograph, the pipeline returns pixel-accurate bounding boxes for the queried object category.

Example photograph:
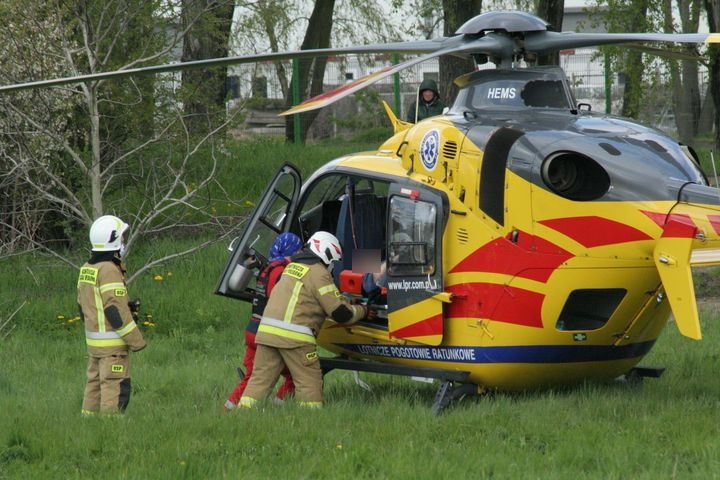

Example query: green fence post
[604,51,611,114]
[292,58,301,144]
[393,53,401,116]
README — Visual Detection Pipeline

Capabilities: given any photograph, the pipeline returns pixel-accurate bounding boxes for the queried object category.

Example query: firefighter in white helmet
[78,215,146,415]
[240,231,370,408]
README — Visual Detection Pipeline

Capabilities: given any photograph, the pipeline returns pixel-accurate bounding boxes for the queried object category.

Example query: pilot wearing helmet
[239,231,370,409]
[77,215,146,416]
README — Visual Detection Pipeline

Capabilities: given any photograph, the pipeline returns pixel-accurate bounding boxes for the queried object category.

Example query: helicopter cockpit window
[520,80,569,108]
[455,69,574,111]
[387,196,436,277]
[470,80,526,108]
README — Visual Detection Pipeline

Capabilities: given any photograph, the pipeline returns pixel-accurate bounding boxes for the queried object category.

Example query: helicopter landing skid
[320,356,472,414]
[619,365,666,384]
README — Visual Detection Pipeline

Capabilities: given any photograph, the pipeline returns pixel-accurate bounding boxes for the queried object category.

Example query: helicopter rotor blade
[281,48,452,116]
[622,44,707,62]
[1,9,717,101]
[523,31,720,56]
[279,35,515,116]
[0,38,455,94]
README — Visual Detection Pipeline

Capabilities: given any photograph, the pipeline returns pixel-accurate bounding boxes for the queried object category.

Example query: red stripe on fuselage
[446,283,544,328]
[660,219,697,238]
[449,233,572,283]
[390,313,443,338]
[707,215,720,235]
[641,210,693,230]
[539,216,652,247]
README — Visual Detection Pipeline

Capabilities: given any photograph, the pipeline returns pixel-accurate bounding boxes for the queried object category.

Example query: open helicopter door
[215,163,302,302]
[384,184,448,346]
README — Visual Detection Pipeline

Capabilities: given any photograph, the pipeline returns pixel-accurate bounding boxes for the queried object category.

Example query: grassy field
[2,139,720,479]
[2,281,720,479]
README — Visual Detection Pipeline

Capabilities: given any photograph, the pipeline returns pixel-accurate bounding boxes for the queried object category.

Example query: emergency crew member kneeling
[240,231,368,408]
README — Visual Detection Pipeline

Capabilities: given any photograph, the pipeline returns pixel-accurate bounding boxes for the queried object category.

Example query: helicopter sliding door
[215,163,302,302]
[385,184,447,346]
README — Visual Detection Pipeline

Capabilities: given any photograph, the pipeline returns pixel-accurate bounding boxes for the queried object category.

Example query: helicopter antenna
[711,151,719,202]
[414,84,420,123]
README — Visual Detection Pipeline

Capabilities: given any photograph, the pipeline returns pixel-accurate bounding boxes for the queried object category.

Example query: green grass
[3,139,720,478]
[2,244,720,478]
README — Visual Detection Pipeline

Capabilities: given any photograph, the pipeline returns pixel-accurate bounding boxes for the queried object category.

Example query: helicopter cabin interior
[294,173,440,329]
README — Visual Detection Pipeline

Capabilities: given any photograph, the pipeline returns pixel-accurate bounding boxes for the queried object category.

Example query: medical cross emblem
[420,129,439,172]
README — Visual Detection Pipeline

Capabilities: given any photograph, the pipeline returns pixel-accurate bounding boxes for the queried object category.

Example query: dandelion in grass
[142,314,156,328]
[153,274,163,281]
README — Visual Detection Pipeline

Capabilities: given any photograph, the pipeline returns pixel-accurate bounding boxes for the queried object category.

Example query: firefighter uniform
[78,252,146,415]
[225,258,295,408]
[240,250,366,408]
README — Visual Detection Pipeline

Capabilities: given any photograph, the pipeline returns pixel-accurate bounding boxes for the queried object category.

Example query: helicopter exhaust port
[540,152,610,201]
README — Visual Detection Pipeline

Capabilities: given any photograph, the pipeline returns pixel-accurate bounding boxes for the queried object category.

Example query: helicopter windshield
[453,68,574,110]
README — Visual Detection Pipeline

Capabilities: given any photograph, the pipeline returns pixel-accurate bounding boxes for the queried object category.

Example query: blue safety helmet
[269,232,302,261]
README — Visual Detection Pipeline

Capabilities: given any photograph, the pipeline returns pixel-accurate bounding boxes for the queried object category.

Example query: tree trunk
[181,0,235,136]
[620,0,649,118]
[285,0,336,144]
[673,1,702,144]
[536,0,565,65]
[706,0,720,149]
[439,0,482,106]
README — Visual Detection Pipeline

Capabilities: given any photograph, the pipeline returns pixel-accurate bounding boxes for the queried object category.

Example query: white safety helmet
[89,215,129,252]
[307,231,342,266]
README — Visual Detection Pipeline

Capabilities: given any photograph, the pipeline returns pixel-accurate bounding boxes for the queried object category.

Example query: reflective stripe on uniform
[86,338,127,347]
[239,396,258,408]
[116,321,139,337]
[318,284,338,296]
[92,286,106,332]
[258,318,316,344]
[261,317,314,336]
[283,281,304,323]
[298,400,322,408]
[85,330,126,347]
[99,282,126,296]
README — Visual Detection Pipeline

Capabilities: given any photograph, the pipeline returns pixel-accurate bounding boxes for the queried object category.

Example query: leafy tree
[588,0,714,144]
[439,0,482,104]
[181,0,235,136]
[537,0,565,65]
[661,0,703,144]
[0,0,239,278]
[705,0,720,148]
[231,0,405,143]
[285,0,335,143]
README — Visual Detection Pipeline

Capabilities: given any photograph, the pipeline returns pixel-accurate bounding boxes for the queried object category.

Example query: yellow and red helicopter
[212,11,720,411]
[4,10,720,411]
